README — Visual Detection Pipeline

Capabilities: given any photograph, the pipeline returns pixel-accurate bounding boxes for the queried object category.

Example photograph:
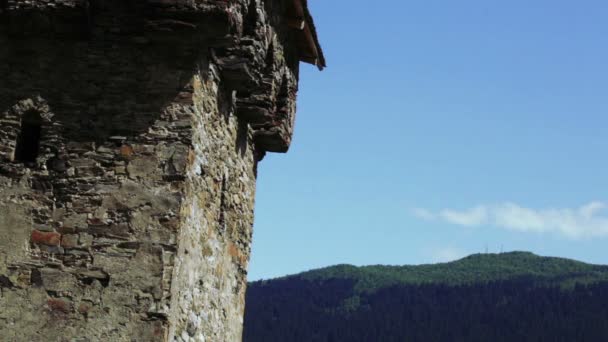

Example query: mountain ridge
[244,252,608,342]
[251,252,608,293]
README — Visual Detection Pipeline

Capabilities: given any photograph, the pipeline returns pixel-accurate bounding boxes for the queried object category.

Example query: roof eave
[288,0,325,70]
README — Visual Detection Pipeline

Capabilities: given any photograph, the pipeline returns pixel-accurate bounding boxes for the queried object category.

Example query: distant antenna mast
[485,244,488,254]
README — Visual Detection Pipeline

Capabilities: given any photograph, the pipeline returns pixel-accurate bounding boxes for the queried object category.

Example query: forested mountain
[243,252,608,342]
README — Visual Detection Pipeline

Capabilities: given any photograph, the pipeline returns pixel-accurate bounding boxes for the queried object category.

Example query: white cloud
[439,206,488,227]
[410,207,436,221]
[411,202,608,239]
[431,247,465,263]
[580,202,607,219]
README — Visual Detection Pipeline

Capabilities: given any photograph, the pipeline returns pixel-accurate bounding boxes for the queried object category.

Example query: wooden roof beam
[287,17,306,30]
[288,0,325,70]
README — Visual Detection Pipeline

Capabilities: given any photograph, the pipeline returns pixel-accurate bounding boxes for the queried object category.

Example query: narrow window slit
[14,110,42,164]
[218,176,228,235]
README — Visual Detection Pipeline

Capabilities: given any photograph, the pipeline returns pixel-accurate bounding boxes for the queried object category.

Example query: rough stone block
[31,230,62,246]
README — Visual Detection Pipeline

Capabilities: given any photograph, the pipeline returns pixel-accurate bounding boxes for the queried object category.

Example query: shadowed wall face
[0,1,322,341]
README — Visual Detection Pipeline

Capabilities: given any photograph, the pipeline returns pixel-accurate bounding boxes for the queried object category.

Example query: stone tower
[0,1,324,341]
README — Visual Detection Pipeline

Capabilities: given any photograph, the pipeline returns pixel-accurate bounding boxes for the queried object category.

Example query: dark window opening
[243,0,259,36]
[14,111,42,164]
[277,74,290,113]
[264,42,275,73]
[218,176,228,235]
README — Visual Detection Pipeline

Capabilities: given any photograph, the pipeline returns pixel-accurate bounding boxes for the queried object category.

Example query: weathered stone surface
[0,0,323,341]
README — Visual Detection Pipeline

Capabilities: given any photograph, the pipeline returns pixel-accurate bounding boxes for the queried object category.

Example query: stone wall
[0,1,323,341]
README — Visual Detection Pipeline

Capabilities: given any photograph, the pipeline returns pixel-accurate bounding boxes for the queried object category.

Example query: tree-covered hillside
[244,252,608,342]
[297,251,608,292]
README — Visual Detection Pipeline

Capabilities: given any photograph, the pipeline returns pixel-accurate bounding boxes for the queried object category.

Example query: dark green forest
[243,252,608,342]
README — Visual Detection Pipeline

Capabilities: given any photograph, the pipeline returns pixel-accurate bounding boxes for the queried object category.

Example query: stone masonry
[0,1,324,341]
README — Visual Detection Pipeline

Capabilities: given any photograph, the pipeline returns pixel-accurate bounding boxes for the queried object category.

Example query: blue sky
[248,0,608,280]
